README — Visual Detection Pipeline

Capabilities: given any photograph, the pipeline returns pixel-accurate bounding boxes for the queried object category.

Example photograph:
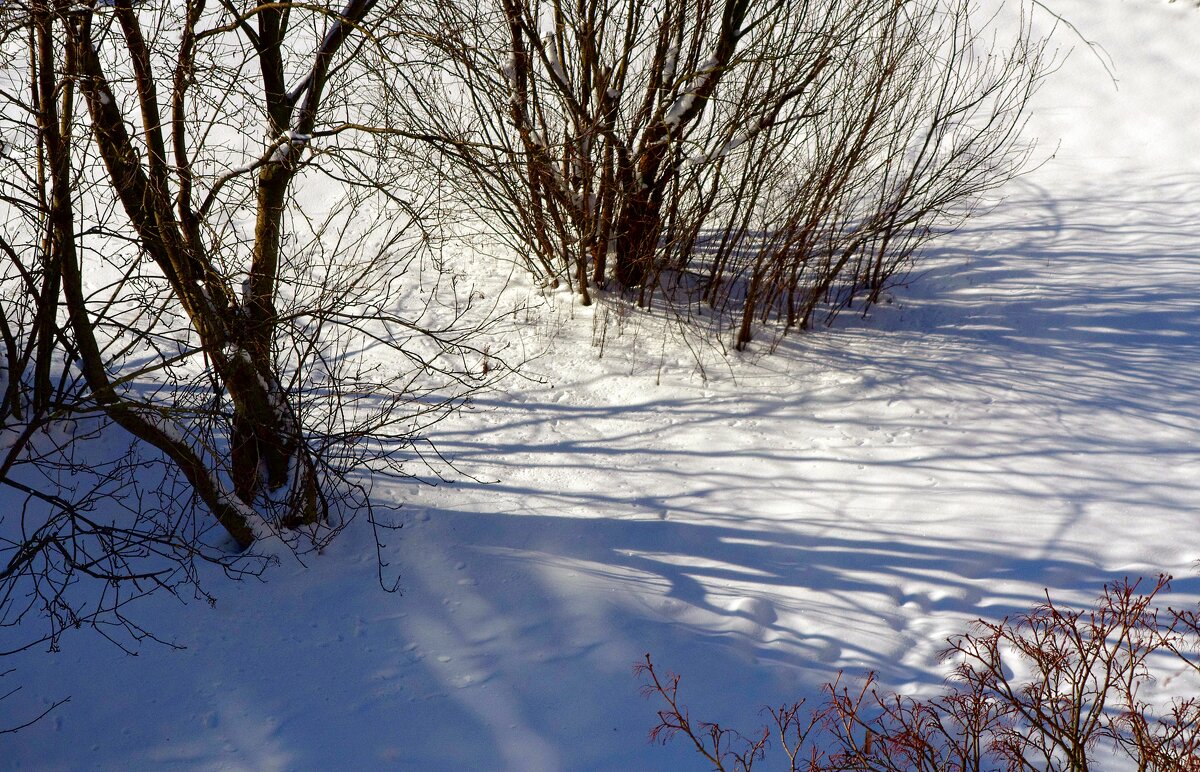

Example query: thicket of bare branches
[640,577,1200,771]
[396,0,1052,348]
[0,0,501,656]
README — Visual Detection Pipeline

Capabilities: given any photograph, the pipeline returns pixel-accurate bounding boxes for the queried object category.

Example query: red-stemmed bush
[639,576,1200,771]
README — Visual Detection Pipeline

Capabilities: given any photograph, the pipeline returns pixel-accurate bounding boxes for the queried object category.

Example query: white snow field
[4,0,1200,769]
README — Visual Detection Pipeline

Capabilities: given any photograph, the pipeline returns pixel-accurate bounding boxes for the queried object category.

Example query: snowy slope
[4,0,1200,769]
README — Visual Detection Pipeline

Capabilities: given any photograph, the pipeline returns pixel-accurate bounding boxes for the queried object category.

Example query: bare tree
[0,0,500,654]
[397,0,1052,348]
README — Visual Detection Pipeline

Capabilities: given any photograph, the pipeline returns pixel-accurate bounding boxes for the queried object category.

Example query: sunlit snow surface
[4,0,1200,769]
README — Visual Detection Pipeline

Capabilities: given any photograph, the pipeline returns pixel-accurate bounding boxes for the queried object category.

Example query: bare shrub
[639,576,1200,770]
[0,1,503,656]
[399,0,1052,348]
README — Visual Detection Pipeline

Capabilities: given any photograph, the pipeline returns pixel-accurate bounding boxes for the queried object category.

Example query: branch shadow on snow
[6,177,1200,770]
[358,174,1200,767]
[828,174,1200,422]
[364,176,1200,768]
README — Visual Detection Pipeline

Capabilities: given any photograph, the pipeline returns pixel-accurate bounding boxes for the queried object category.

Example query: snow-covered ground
[4,0,1200,769]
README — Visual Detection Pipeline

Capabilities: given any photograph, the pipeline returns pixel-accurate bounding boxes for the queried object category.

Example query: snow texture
[4,1,1200,769]
[664,56,718,126]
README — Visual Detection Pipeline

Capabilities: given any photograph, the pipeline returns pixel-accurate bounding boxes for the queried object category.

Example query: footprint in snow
[728,596,777,626]
[812,637,843,663]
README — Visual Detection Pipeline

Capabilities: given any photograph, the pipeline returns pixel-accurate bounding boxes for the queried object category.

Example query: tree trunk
[66,8,318,531]
[612,183,665,288]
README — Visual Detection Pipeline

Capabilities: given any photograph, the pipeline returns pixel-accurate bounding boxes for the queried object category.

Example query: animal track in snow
[727,596,778,626]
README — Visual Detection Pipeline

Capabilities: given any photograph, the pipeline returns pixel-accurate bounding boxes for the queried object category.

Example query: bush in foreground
[639,576,1200,771]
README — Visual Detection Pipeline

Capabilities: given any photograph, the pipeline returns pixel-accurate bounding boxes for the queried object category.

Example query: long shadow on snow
[824,176,1200,423]
[379,176,1200,766]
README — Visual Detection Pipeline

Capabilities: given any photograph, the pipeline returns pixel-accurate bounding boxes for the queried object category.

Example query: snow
[663,92,695,126]
[502,57,518,87]
[664,56,719,126]
[5,0,1200,769]
[268,131,310,163]
[662,45,679,89]
[543,36,567,83]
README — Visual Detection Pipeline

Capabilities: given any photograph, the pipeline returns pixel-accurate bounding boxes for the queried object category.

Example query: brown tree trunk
[612,183,666,288]
[66,7,318,532]
[52,7,258,547]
